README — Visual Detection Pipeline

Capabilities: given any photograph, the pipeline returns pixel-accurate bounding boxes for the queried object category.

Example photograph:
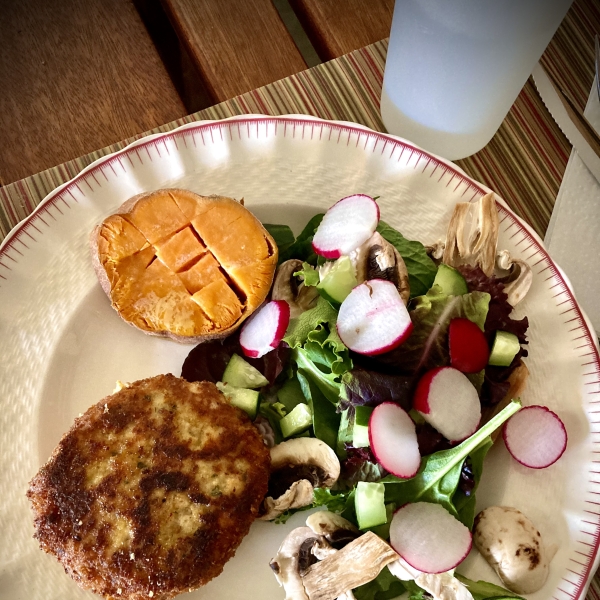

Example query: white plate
[1,114,599,600]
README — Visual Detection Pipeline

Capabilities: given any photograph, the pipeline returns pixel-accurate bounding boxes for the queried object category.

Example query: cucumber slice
[353,406,373,448]
[317,256,358,303]
[355,481,387,530]
[370,503,396,538]
[216,382,260,419]
[278,378,305,412]
[222,353,268,389]
[280,403,313,438]
[433,264,468,296]
[489,330,520,367]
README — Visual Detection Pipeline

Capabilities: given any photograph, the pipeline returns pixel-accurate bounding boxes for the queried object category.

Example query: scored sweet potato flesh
[91,189,278,341]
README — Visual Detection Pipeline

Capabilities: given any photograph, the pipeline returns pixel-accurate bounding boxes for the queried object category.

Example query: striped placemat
[1,0,598,244]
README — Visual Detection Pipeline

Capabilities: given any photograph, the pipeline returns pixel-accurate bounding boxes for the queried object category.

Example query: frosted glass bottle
[380,0,573,160]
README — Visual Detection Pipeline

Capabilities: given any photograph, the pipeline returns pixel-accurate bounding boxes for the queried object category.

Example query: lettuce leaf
[340,369,413,412]
[362,286,490,376]
[377,220,437,297]
[284,297,352,404]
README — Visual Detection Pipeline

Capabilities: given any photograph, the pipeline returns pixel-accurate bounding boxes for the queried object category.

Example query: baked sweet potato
[90,189,278,343]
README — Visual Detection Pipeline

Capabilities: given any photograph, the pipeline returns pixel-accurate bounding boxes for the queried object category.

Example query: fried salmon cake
[27,374,270,600]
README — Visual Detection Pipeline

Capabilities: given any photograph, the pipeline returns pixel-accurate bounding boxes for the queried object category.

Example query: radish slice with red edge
[449,318,489,373]
[312,194,379,258]
[368,402,420,478]
[389,502,472,574]
[413,366,481,442]
[239,300,290,359]
[336,280,413,355]
[502,405,567,468]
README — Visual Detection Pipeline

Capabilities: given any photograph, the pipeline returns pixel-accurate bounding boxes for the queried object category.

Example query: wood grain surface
[0,0,187,185]
[288,0,394,61]
[161,0,308,103]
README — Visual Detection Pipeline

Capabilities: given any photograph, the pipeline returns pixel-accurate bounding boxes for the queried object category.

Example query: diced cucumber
[433,264,468,296]
[216,382,260,419]
[353,406,373,448]
[317,256,358,304]
[222,353,268,389]
[277,377,306,412]
[280,403,313,438]
[355,481,387,530]
[370,503,396,538]
[489,330,520,367]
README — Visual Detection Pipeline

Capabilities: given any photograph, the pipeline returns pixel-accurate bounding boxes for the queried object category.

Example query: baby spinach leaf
[279,213,325,265]
[297,370,340,451]
[382,401,521,523]
[455,574,526,600]
[453,437,493,528]
[353,567,407,600]
[263,223,295,255]
[376,220,437,297]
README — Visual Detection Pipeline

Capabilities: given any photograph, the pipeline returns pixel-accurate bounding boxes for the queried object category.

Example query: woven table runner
[1,0,600,596]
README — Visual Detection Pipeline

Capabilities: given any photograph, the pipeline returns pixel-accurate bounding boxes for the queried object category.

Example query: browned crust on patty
[27,374,270,600]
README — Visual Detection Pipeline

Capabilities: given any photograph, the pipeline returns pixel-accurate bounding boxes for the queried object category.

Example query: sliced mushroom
[306,511,360,548]
[387,556,422,581]
[302,531,399,600]
[415,572,474,600]
[442,193,499,276]
[473,506,557,594]
[270,527,320,600]
[272,259,319,318]
[426,240,445,262]
[496,249,533,306]
[353,232,410,304]
[260,438,341,521]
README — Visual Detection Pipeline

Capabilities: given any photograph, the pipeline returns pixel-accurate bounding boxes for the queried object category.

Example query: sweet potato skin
[90,189,278,343]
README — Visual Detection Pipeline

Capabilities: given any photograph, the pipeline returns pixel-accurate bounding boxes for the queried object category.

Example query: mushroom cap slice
[260,438,341,521]
[302,532,399,600]
[495,249,533,306]
[90,189,278,343]
[270,527,317,600]
[353,232,410,304]
[442,193,499,277]
[473,506,557,594]
[272,259,319,318]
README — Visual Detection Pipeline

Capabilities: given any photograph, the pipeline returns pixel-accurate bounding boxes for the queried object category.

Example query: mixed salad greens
[180,196,553,600]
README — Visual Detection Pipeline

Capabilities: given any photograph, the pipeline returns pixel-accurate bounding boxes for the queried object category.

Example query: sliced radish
[413,367,481,442]
[368,402,421,478]
[239,300,290,358]
[336,280,413,355]
[448,318,489,373]
[502,405,567,469]
[389,502,472,574]
[312,194,380,258]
